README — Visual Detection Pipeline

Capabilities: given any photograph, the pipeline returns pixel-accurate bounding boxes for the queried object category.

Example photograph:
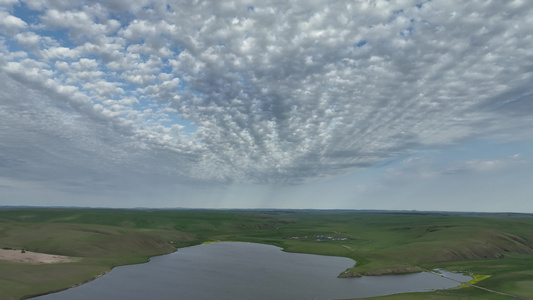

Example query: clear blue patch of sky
[12,2,41,24]
[383,138,533,172]
[323,137,533,208]
[2,37,25,54]
[38,28,77,49]
[12,4,78,49]
[160,64,173,74]
[441,139,533,161]
[336,138,533,185]
[355,40,367,47]
[161,114,198,134]
[132,93,198,134]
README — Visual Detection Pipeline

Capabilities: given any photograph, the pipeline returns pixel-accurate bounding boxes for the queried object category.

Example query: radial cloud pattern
[1,0,532,201]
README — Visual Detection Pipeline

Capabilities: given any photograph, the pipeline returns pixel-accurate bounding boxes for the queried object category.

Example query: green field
[1,208,532,299]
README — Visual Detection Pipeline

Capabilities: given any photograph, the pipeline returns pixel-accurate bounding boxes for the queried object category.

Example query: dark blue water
[34,242,470,300]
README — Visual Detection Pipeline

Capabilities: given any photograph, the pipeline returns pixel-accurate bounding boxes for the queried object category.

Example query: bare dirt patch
[0,249,75,264]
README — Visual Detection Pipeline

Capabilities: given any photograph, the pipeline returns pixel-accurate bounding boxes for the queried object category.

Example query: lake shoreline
[24,248,179,300]
[30,242,472,300]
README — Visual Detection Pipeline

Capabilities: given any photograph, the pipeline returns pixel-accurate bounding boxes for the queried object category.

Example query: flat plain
[1,208,532,300]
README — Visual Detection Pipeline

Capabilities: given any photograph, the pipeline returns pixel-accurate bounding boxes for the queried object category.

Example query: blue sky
[1,0,532,212]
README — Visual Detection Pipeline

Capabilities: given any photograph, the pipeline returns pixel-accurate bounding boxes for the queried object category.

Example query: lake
[33,242,470,300]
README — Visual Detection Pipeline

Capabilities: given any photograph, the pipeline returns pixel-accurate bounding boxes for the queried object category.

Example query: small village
[284,235,349,242]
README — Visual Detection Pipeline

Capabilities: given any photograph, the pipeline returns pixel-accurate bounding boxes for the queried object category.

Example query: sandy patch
[0,249,75,264]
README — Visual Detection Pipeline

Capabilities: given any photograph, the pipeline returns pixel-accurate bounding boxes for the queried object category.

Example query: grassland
[1,208,532,299]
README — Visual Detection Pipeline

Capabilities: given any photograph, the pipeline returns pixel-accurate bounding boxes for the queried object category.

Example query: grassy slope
[1,208,532,299]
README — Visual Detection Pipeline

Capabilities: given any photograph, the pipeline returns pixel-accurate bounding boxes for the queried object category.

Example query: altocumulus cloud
[1,0,533,196]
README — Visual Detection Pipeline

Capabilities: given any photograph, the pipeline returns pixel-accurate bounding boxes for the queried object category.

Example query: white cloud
[0,0,19,6]
[21,0,84,11]
[0,11,27,34]
[0,0,532,202]
[15,32,40,49]
[40,8,120,42]
[83,80,124,98]
[41,46,80,60]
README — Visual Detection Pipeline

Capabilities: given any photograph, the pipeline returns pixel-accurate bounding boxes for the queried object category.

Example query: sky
[0,0,532,212]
